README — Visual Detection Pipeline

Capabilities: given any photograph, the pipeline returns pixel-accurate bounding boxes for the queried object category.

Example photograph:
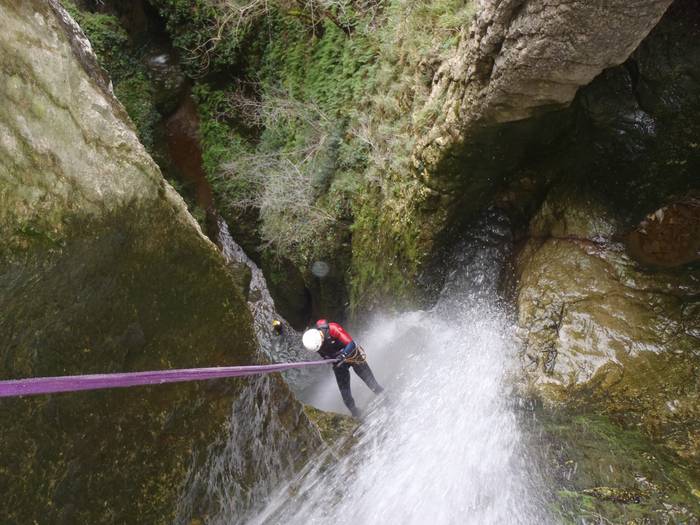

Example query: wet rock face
[514,0,700,401]
[164,96,214,210]
[508,2,700,504]
[516,183,700,464]
[415,0,673,179]
[627,196,700,267]
[0,1,320,522]
[517,185,700,382]
[530,411,700,521]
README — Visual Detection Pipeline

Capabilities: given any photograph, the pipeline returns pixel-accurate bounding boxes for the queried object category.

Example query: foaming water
[245,210,549,524]
[175,375,322,525]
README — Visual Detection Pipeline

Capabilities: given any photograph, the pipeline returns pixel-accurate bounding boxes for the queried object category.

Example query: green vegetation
[192,83,251,182]
[191,11,377,265]
[153,0,476,310]
[536,411,700,523]
[113,74,159,150]
[304,405,357,447]
[63,2,160,153]
[149,0,262,77]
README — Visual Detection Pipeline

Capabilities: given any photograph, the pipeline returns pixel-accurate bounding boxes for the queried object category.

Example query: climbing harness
[0,359,335,398]
[343,345,367,365]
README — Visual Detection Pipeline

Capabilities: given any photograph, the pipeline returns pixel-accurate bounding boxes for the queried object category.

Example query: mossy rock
[304,405,358,448]
[517,178,700,463]
[532,410,700,523]
[0,3,320,522]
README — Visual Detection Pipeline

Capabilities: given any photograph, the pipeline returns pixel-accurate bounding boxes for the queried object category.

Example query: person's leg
[352,362,384,394]
[333,364,361,417]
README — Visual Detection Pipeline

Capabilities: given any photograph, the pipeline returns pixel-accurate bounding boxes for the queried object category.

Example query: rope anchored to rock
[0,360,335,398]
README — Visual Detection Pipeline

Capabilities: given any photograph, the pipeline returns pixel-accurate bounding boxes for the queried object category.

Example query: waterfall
[244,209,550,524]
[174,373,323,525]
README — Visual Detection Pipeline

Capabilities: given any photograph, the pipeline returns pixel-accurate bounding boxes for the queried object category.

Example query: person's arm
[329,323,356,357]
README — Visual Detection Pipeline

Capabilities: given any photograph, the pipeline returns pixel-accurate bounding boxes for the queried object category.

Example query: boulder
[516,183,700,465]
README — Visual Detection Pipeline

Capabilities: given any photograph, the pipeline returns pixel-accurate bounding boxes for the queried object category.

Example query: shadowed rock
[415,0,673,178]
[0,1,322,522]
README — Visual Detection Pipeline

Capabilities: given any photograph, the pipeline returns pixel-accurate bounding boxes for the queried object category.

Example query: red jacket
[315,319,355,359]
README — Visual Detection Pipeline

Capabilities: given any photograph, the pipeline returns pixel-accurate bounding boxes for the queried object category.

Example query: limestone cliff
[415,0,673,179]
[0,1,321,522]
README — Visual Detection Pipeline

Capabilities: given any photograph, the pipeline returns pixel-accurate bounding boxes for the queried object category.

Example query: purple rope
[0,360,333,398]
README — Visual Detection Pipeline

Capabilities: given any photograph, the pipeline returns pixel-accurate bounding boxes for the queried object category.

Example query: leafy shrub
[189,0,477,274]
[214,91,341,255]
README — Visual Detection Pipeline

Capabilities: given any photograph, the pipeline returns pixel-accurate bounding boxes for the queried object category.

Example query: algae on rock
[532,411,700,523]
[516,181,700,468]
[304,404,358,449]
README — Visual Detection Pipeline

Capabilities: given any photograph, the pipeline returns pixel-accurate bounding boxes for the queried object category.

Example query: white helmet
[302,329,324,352]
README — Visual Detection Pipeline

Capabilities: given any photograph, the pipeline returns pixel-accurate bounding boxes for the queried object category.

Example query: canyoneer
[302,319,384,418]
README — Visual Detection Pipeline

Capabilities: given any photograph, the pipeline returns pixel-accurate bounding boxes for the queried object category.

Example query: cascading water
[159,80,334,522]
[244,209,550,524]
[174,373,323,525]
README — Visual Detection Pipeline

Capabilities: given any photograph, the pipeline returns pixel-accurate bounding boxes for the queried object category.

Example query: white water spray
[246,210,549,524]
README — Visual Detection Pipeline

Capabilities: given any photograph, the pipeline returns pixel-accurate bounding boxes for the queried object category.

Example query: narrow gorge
[1,0,698,523]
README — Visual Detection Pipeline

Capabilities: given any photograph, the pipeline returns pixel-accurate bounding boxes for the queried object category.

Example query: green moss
[1,204,257,524]
[303,405,357,447]
[257,14,377,115]
[348,178,446,314]
[191,83,253,182]
[535,411,700,523]
[183,11,375,317]
[63,3,131,76]
[132,0,479,314]
[149,0,254,77]
[163,1,478,313]
[114,73,160,151]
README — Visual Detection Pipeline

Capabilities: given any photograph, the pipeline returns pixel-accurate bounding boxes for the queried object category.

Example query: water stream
[240,209,549,524]
[163,82,548,522]
[118,12,546,522]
